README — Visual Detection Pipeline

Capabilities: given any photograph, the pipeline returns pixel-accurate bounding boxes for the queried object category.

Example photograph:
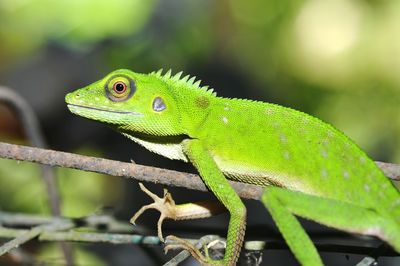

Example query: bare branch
[0,142,399,201]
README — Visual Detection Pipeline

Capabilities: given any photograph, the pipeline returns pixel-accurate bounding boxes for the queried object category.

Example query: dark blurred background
[0,0,399,265]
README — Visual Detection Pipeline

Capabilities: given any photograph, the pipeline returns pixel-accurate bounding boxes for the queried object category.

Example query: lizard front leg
[177,139,247,266]
[131,182,226,241]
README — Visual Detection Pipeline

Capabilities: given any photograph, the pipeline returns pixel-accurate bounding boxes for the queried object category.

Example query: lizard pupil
[114,82,126,94]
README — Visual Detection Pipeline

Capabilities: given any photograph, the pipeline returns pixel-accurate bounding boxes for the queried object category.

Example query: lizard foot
[165,235,226,265]
[165,235,209,264]
[130,182,177,241]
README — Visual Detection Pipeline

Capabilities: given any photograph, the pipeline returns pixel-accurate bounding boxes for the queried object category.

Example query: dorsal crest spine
[151,69,217,96]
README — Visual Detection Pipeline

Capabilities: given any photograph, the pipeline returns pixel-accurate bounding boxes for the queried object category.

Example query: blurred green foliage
[0,151,123,264]
[0,149,123,216]
[0,0,400,264]
[0,0,155,62]
[39,243,106,266]
[0,159,46,213]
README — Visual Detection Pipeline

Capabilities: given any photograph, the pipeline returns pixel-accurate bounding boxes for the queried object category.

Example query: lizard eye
[113,81,127,94]
[106,76,135,102]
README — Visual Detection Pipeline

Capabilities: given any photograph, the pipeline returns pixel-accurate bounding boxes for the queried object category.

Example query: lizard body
[66,69,400,265]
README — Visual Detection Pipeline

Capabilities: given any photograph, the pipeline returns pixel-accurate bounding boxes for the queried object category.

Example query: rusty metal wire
[0,141,399,201]
[0,141,265,199]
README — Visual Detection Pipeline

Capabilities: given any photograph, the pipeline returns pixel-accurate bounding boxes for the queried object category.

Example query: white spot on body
[283,150,290,160]
[320,149,328,158]
[95,97,100,101]
[359,156,366,165]
[321,168,328,179]
[343,170,349,180]
[366,172,375,181]
[390,198,400,210]
[222,117,228,124]
[272,121,280,129]
[224,106,230,111]
[364,184,370,192]
[280,134,287,143]
[344,142,351,150]
[301,117,309,125]
[265,108,274,115]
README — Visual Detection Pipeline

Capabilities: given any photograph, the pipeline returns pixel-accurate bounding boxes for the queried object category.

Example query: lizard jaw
[67,104,143,116]
[66,104,144,125]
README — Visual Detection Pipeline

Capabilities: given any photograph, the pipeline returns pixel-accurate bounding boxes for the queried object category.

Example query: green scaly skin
[65,69,400,266]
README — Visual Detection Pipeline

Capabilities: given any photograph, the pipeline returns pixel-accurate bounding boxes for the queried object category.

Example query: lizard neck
[170,85,217,139]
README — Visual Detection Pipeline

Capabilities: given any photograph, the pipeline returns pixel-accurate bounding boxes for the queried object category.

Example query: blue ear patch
[152,97,166,112]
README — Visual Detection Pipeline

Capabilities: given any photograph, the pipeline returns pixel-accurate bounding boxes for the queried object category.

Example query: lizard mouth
[67,104,143,116]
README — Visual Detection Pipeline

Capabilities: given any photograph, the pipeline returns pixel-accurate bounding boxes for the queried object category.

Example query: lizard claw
[130,183,177,242]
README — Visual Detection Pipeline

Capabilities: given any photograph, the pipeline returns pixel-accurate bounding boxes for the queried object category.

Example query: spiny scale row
[152,69,217,96]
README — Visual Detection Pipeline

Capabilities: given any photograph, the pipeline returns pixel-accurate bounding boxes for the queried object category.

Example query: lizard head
[65,69,184,136]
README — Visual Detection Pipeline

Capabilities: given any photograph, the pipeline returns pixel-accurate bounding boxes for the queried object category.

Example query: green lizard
[65,69,400,266]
